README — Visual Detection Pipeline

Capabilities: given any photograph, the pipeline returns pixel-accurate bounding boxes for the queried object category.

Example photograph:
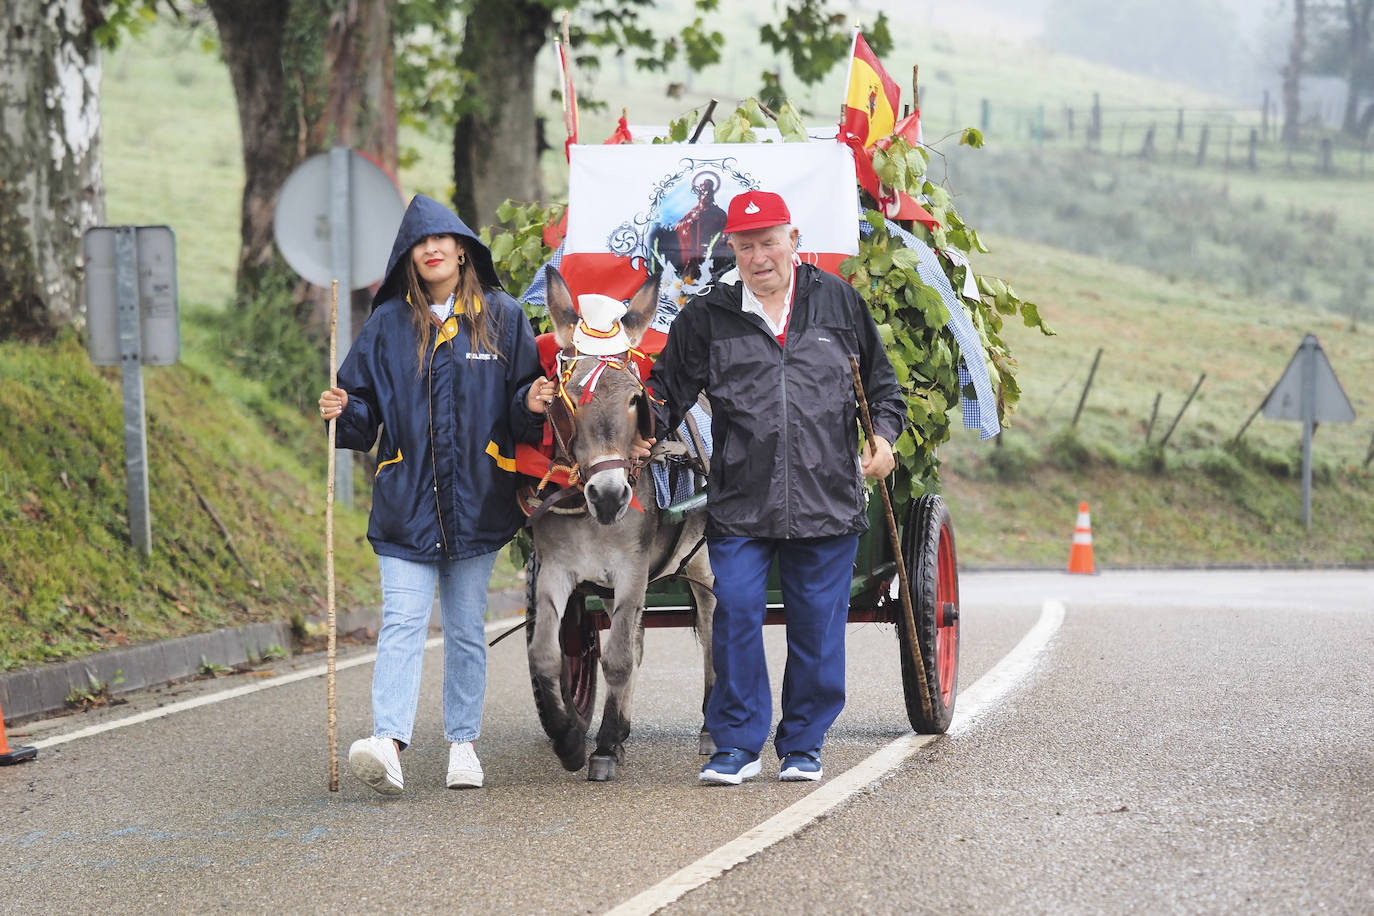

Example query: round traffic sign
[273,148,405,290]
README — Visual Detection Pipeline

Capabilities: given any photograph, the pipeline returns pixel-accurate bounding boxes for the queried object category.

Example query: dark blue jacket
[647,263,907,539]
[334,194,544,561]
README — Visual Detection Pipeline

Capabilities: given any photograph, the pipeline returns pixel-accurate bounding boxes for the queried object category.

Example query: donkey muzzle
[584,465,632,525]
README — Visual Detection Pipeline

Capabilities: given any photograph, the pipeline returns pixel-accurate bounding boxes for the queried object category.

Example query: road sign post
[1260,334,1356,528]
[115,228,151,555]
[273,147,404,509]
[84,226,179,555]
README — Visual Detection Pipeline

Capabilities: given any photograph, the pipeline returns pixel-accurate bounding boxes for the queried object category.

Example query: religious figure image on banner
[561,142,859,352]
[649,170,731,288]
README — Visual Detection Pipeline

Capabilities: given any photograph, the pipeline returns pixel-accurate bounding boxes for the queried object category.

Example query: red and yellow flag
[841,31,899,149]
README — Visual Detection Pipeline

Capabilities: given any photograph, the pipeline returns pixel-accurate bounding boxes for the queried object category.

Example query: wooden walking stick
[848,357,934,723]
[326,280,340,792]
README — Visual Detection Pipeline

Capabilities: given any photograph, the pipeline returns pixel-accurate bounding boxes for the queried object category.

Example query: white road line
[605,599,1066,916]
[28,616,526,751]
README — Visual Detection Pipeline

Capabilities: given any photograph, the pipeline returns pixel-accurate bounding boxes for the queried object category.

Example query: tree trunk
[1340,0,1373,136]
[204,0,294,294]
[452,0,548,228]
[0,0,104,338]
[1283,0,1307,147]
[206,0,397,309]
[314,0,398,169]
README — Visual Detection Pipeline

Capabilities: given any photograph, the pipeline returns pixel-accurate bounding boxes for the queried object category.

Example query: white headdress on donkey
[573,294,632,356]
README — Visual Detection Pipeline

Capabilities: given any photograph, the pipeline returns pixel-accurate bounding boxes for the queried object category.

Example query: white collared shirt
[429,291,457,321]
[720,266,794,338]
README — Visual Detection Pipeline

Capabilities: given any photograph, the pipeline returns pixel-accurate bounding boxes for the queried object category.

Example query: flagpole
[556,38,569,158]
[841,25,860,124]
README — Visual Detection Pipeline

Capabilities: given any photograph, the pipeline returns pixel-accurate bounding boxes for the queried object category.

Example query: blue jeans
[372,551,500,749]
[705,534,859,758]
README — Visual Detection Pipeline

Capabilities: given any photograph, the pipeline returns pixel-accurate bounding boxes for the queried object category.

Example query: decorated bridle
[536,346,655,499]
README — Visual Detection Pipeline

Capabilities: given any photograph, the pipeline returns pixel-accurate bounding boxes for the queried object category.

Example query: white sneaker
[446,741,483,789]
[349,736,403,795]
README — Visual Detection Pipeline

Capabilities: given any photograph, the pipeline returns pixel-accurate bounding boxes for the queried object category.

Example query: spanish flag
[841,30,899,149]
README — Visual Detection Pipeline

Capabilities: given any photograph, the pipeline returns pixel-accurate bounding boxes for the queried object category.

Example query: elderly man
[646,189,907,785]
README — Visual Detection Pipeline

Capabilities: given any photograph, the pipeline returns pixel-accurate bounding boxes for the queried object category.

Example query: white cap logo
[744,202,760,214]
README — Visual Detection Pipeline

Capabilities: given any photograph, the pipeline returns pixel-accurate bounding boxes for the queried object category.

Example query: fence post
[1090,92,1101,148]
[1196,125,1210,166]
[1140,124,1157,160]
[1248,128,1258,170]
[1233,401,1264,446]
[1224,124,1233,169]
[1071,348,1104,427]
[1262,89,1270,140]
[1173,108,1184,161]
[980,97,989,132]
[1118,121,1126,157]
[1066,105,1074,140]
[1158,373,1206,449]
[1319,137,1333,174]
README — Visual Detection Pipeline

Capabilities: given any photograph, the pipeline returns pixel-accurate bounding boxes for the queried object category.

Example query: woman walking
[317,194,557,794]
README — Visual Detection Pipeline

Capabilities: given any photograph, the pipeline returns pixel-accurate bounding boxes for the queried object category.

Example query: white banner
[567,142,859,257]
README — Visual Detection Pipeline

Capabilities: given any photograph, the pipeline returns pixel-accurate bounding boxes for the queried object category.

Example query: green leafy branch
[843,130,1052,499]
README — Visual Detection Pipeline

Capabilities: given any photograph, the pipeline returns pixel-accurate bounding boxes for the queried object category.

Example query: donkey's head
[545,266,661,525]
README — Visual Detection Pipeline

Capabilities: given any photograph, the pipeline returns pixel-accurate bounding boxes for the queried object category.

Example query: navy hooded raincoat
[333,194,544,562]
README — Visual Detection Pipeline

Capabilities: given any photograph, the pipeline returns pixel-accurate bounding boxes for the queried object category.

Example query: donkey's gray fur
[527,267,715,781]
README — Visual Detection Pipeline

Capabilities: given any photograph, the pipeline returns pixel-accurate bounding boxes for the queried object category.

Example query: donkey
[526,266,715,781]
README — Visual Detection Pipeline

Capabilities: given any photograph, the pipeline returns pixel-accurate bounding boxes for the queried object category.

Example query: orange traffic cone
[0,700,38,766]
[1067,501,1095,575]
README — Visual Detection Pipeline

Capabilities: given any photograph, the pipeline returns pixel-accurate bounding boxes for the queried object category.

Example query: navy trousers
[704,534,860,758]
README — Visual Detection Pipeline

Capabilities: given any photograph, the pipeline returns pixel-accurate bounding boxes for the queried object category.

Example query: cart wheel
[525,553,599,736]
[897,493,960,733]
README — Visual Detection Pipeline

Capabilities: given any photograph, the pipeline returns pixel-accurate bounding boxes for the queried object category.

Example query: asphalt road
[2,570,1370,914]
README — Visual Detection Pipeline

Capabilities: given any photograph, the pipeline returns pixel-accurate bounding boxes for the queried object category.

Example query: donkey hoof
[587,754,617,781]
[698,731,717,757]
[556,738,587,772]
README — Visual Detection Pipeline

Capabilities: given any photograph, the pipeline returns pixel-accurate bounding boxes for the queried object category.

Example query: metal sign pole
[329,147,354,509]
[1300,339,1315,529]
[115,227,152,555]
[1260,333,1356,528]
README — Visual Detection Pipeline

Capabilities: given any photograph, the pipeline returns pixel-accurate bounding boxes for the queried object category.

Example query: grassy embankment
[4,15,1372,672]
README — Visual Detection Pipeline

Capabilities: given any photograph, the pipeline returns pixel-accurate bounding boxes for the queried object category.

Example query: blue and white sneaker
[699,747,762,785]
[779,750,822,782]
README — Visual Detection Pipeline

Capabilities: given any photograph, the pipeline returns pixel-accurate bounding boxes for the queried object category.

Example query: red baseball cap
[724,190,792,233]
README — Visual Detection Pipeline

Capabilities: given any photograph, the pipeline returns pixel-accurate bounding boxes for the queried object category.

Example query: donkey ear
[545,265,579,350]
[620,272,661,348]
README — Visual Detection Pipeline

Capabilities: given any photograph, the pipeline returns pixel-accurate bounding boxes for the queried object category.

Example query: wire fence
[957,93,1374,179]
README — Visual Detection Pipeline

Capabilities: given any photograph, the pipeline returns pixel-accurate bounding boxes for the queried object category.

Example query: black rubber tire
[897,493,960,734]
[525,553,598,738]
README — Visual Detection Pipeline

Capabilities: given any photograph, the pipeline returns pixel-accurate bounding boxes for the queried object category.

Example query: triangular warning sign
[1261,334,1356,423]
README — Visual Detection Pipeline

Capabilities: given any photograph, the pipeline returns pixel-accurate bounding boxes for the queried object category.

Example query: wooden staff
[848,357,933,723]
[326,280,340,792]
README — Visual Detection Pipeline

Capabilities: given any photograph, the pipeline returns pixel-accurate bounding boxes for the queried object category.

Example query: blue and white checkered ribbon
[857,215,1001,440]
[649,403,712,509]
[519,244,565,308]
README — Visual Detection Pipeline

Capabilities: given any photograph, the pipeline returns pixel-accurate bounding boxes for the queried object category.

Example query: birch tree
[0,0,104,338]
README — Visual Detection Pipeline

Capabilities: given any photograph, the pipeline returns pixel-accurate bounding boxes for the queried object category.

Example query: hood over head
[372,193,502,309]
